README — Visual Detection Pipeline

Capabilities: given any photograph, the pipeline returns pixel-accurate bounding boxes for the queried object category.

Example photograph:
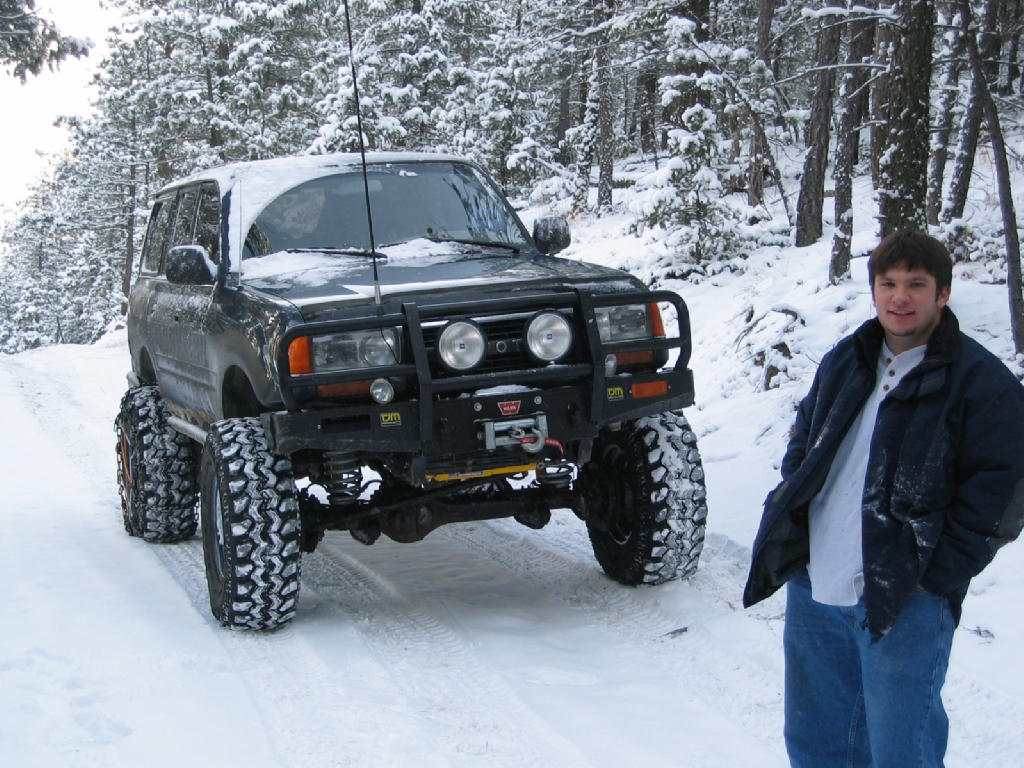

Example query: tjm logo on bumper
[380,412,402,427]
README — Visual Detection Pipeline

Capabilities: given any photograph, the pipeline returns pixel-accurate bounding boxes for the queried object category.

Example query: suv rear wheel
[115,386,197,542]
[579,411,707,585]
[200,417,302,630]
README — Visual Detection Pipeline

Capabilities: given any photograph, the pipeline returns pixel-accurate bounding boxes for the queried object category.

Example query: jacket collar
[854,307,958,399]
[855,306,959,370]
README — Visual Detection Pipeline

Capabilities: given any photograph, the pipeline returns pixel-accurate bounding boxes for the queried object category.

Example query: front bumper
[265,288,695,481]
[263,367,694,458]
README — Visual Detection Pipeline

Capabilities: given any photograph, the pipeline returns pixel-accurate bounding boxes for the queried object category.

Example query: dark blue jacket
[743,308,1024,640]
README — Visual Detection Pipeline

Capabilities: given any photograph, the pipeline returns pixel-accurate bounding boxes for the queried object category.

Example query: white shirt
[806,341,927,606]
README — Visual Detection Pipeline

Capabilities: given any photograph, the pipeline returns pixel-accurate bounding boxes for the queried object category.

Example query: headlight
[526,311,573,362]
[304,328,400,373]
[595,304,653,343]
[437,320,486,371]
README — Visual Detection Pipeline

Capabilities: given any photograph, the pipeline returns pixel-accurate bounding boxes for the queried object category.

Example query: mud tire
[579,410,707,585]
[115,386,198,542]
[200,417,301,630]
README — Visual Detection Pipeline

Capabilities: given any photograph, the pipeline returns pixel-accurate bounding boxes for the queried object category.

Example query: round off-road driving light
[370,378,394,404]
[526,312,573,362]
[437,321,486,371]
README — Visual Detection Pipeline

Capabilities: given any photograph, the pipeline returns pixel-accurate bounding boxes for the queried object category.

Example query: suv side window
[195,183,221,262]
[141,195,177,275]
[170,187,200,250]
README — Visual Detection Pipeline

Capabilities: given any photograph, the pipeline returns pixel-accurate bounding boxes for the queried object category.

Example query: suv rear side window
[141,196,176,275]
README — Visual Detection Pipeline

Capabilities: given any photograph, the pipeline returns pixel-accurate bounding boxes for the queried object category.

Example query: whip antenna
[342,0,382,311]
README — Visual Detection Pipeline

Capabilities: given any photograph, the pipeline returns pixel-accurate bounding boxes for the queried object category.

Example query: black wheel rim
[210,479,227,582]
[607,477,634,545]
[118,427,134,525]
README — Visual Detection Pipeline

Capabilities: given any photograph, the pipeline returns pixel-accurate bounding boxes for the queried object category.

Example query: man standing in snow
[743,231,1024,767]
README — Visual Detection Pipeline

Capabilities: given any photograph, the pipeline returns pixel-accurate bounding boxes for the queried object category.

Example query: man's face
[872,267,950,354]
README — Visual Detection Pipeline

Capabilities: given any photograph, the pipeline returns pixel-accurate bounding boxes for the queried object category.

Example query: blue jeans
[784,570,954,768]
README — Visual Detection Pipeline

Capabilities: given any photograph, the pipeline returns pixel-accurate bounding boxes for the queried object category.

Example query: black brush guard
[263,289,694,464]
[262,288,696,548]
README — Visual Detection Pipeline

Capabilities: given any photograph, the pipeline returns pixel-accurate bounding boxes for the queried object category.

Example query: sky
[0,0,121,219]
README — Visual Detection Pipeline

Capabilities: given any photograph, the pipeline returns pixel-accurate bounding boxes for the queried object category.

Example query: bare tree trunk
[870,17,892,186]
[847,5,876,165]
[123,161,137,299]
[831,25,859,282]
[556,62,572,164]
[595,0,616,211]
[927,22,963,225]
[943,76,982,222]
[944,0,1000,221]
[960,0,1024,352]
[1002,0,1022,93]
[795,0,843,247]
[747,0,775,206]
[638,67,659,157]
[878,0,934,236]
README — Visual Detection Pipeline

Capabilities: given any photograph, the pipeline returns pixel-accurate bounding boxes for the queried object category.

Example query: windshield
[243,162,529,259]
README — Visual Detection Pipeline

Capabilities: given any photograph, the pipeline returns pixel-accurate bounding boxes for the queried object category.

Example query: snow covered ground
[3,174,1024,767]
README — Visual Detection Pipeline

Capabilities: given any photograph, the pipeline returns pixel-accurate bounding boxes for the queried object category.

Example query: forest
[0,0,1022,354]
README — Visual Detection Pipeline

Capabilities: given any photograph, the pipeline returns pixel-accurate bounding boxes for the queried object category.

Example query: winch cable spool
[342,0,383,313]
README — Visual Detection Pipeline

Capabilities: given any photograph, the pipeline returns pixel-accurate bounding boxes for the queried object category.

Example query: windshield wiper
[285,246,373,256]
[425,236,521,254]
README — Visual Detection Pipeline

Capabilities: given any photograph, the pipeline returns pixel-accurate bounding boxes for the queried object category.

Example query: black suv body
[116,152,707,630]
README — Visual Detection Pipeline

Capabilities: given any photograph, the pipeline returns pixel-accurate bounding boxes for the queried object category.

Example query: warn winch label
[379,412,402,427]
[607,386,625,401]
[498,401,521,416]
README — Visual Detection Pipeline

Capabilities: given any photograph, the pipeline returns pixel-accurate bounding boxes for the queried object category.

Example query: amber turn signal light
[316,381,372,398]
[615,350,655,367]
[631,380,668,399]
[648,302,665,338]
[288,337,313,375]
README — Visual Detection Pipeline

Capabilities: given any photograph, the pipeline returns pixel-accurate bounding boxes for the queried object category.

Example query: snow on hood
[241,247,637,312]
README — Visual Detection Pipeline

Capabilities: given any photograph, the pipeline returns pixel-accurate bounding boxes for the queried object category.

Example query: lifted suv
[116,152,707,630]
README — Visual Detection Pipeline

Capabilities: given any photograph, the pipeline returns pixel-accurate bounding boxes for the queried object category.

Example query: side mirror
[532,216,571,255]
[165,245,216,286]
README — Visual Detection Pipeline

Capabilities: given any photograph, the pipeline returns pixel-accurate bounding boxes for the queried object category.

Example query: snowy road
[0,334,788,768]
[2,324,1023,767]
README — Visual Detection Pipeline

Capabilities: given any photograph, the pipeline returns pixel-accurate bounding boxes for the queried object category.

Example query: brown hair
[868,231,953,296]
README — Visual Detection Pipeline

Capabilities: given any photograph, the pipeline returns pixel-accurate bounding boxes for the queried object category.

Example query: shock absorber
[325,453,362,507]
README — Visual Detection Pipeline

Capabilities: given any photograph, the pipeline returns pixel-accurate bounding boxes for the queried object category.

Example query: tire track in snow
[11,346,1022,765]
[452,517,1024,767]
[303,536,594,768]
[153,539,406,768]
[438,520,788,749]
[1,357,590,767]
[1,354,119,486]
[0,356,422,767]
[3,357,440,765]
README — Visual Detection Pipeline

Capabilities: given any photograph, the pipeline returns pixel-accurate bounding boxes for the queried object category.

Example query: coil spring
[325,453,362,507]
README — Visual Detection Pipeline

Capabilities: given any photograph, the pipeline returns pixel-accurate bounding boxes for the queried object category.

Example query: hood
[239,242,641,318]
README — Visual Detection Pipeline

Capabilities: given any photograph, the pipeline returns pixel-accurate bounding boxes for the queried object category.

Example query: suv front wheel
[579,411,707,585]
[200,417,302,630]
